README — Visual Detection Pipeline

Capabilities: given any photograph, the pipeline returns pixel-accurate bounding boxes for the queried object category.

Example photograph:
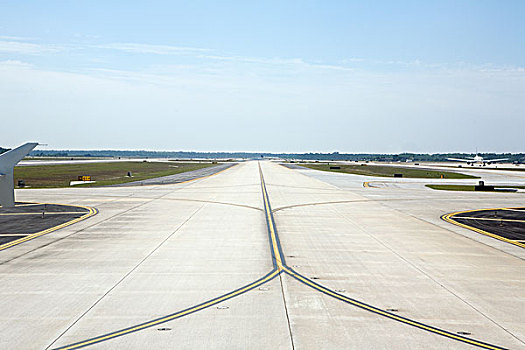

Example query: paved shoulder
[110,163,236,186]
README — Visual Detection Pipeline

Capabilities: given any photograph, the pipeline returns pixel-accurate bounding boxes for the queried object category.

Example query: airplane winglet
[0,142,38,170]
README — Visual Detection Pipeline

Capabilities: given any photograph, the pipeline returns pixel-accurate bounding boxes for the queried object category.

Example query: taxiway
[1,161,523,349]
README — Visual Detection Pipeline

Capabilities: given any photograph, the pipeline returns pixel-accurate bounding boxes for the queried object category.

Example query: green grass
[14,161,218,188]
[24,156,108,161]
[426,184,525,191]
[297,163,477,179]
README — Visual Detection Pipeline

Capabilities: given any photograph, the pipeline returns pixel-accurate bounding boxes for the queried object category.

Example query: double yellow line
[259,168,285,270]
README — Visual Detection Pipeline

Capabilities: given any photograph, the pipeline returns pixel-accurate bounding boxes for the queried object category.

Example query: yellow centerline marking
[442,207,525,249]
[260,175,284,270]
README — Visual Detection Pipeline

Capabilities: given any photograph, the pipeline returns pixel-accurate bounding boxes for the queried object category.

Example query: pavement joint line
[265,183,342,192]
[158,197,263,212]
[0,203,98,251]
[442,208,525,249]
[0,190,182,265]
[271,196,509,213]
[330,203,523,346]
[278,271,296,350]
[51,162,509,350]
[273,199,376,213]
[3,164,238,253]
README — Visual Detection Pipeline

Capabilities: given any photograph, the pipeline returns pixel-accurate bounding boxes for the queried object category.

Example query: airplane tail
[0,142,38,207]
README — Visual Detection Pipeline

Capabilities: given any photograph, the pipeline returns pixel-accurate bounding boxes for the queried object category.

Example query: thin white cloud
[98,42,210,55]
[0,60,33,68]
[0,35,36,41]
[0,40,62,54]
[199,54,354,71]
[93,42,354,71]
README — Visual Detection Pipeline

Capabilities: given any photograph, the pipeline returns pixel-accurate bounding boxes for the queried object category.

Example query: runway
[1,161,524,349]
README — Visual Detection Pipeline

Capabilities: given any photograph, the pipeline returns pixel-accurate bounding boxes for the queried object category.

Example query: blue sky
[1,1,524,152]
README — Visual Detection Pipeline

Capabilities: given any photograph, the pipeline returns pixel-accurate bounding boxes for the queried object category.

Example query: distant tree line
[8,149,522,163]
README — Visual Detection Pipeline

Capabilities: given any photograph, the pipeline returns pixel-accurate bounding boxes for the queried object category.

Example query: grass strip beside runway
[296,163,477,179]
[14,161,218,188]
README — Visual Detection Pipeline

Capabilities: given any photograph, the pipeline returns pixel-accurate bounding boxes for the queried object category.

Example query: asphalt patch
[110,163,236,186]
[449,208,525,242]
[0,203,90,245]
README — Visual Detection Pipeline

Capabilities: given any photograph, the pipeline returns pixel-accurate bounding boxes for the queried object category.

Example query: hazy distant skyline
[1,1,524,153]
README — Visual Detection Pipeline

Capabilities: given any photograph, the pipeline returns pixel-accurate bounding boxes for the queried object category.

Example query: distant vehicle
[447,154,508,166]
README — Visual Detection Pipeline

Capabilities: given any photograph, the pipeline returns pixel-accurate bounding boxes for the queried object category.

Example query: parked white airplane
[447,154,508,166]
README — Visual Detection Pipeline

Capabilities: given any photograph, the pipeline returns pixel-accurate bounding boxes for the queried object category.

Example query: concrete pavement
[0,161,523,349]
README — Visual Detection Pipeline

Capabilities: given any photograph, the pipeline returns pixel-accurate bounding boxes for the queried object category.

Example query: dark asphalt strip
[443,208,525,248]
